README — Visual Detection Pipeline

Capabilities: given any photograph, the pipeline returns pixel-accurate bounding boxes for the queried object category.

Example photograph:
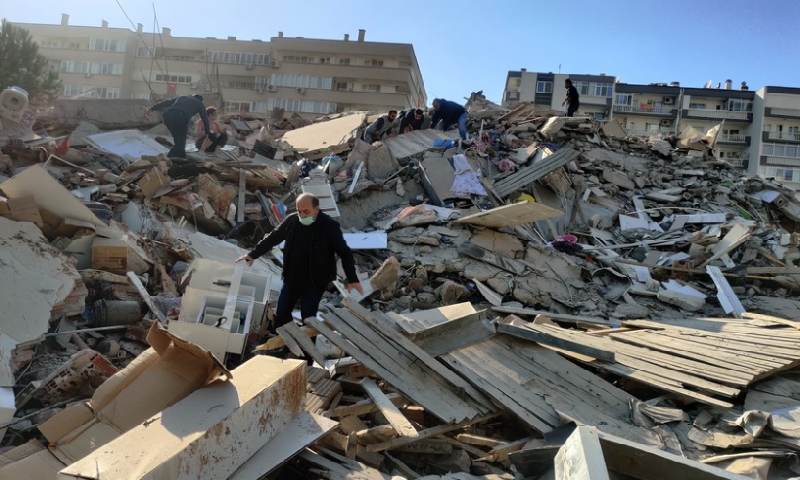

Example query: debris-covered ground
[2,88,800,479]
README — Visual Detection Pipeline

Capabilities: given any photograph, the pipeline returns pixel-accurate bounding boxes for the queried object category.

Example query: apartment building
[502,69,617,120]
[15,15,426,118]
[502,70,800,187]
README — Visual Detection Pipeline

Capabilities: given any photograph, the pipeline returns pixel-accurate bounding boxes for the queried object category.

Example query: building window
[137,46,155,58]
[282,55,311,63]
[574,81,612,96]
[62,85,119,98]
[224,101,251,114]
[40,40,60,48]
[60,61,122,75]
[689,103,706,109]
[208,51,269,65]
[777,168,795,181]
[267,98,337,114]
[364,59,384,67]
[727,99,753,111]
[271,74,332,89]
[131,93,150,100]
[506,91,519,101]
[339,58,350,65]
[361,84,380,92]
[154,74,193,84]
[89,38,126,52]
[319,57,331,64]
[334,82,348,91]
[536,81,552,94]
[615,94,632,105]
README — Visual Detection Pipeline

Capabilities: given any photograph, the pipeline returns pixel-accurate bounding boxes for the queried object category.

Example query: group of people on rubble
[362,97,468,145]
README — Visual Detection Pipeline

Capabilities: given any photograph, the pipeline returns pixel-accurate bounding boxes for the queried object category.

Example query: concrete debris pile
[1,92,800,479]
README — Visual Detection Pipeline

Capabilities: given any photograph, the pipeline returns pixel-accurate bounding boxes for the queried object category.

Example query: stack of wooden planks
[501,316,800,408]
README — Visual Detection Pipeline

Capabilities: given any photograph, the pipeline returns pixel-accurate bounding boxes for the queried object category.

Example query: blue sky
[6,0,800,105]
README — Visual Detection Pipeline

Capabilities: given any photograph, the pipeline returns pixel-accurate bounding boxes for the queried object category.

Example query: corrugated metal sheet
[382,129,460,160]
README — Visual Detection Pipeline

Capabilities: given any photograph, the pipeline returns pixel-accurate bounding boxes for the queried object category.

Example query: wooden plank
[457,243,527,275]
[331,393,408,418]
[554,426,610,480]
[361,378,418,438]
[415,313,495,357]
[366,413,501,452]
[743,312,800,330]
[255,325,318,351]
[237,168,246,223]
[340,299,494,415]
[498,323,616,361]
[276,324,304,357]
[126,271,166,323]
[310,313,483,423]
[338,416,368,435]
[747,266,800,275]
[596,428,753,480]
[280,321,328,366]
[454,433,504,448]
[492,306,611,326]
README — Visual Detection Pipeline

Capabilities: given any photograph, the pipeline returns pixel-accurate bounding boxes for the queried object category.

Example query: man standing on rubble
[562,79,580,117]
[146,94,216,158]
[363,110,398,144]
[236,193,364,334]
[398,108,425,134]
[430,98,467,140]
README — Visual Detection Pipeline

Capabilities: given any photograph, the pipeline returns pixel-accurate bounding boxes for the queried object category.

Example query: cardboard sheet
[454,201,563,228]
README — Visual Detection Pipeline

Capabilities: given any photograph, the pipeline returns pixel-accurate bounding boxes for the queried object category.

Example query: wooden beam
[126,271,166,323]
[331,392,408,418]
[554,426,610,480]
[366,413,501,452]
[361,378,418,438]
[279,321,327,366]
[492,306,611,326]
[237,168,246,223]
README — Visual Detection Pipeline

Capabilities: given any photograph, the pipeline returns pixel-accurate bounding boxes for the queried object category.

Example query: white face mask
[299,215,315,226]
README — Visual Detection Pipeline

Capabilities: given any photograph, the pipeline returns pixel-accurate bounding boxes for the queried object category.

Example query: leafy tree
[0,19,61,106]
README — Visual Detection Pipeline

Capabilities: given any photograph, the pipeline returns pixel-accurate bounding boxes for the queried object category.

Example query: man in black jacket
[562,79,580,117]
[146,94,216,158]
[236,193,363,332]
[430,98,467,139]
[398,108,425,134]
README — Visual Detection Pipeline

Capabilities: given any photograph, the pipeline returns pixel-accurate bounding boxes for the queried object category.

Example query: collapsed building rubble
[1,86,800,479]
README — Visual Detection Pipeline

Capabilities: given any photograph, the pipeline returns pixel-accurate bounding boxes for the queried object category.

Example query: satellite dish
[703,79,713,89]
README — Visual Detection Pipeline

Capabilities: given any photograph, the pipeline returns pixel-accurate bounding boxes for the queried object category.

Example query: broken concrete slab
[657,289,706,312]
[85,130,169,162]
[454,201,563,229]
[603,169,635,190]
[468,228,525,259]
[0,164,104,229]
[282,112,366,160]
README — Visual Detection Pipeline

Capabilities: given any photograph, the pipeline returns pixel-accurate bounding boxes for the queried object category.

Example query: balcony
[765,107,800,118]
[580,94,612,106]
[761,156,800,167]
[684,108,752,121]
[763,131,800,143]
[613,104,676,116]
[717,134,751,146]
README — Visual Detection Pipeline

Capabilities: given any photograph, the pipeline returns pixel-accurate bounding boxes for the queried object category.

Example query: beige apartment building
[15,14,426,118]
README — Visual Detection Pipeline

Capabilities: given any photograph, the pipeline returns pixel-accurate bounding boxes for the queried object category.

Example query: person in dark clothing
[398,108,425,134]
[236,193,363,332]
[430,98,467,139]
[146,94,216,158]
[562,79,580,117]
[363,110,397,144]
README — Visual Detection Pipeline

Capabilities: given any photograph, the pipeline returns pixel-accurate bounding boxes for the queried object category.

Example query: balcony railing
[686,109,749,120]
[726,158,747,168]
[580,94,610,105]
[768,131,800,141]
[763,156,800,167]
[718,134,747,143]
[613,104,676,115]
[768,107,800,118]
[626,128,673,137]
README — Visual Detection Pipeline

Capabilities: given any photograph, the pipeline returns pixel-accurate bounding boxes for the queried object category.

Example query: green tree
[0,19,61,106]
